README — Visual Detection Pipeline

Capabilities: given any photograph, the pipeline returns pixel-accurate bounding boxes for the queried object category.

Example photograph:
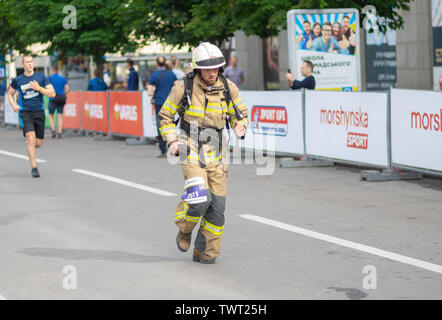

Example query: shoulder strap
[179,71,195,109]
[218,73,244,121]
[218,73,232,107]
[152,70,166,98]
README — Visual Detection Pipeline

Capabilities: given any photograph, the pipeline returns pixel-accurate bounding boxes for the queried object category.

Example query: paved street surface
[0,126,441,300]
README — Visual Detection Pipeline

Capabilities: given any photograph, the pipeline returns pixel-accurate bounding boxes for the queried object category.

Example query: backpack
[175,71,244,127]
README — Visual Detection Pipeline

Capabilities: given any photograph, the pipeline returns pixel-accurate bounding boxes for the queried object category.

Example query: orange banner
[79,91,109,133]
[109,91,143,137]
[63,92,80,129]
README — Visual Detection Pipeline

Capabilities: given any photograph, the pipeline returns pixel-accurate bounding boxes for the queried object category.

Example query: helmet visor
[194,57,225,68]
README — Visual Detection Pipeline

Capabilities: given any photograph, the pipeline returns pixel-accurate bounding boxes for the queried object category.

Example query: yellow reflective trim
[174,214,186,221]
[185,110,204,117]
[206,103,224,109]
[185,215,200,223]
[206,108,223,114]
[166,98,179,110]
[201,218,224,235]
[159,124,176,134]
[163,105,177,114]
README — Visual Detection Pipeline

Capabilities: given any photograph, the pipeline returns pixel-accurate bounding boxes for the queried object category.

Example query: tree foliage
[4,0,139,66]
[1,0,413,56]
[124,0,413,48]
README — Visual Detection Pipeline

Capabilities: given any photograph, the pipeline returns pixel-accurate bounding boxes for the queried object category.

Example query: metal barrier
[4,89,441,180]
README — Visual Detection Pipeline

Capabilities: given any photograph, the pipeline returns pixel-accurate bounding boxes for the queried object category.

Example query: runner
[7,55,55,178]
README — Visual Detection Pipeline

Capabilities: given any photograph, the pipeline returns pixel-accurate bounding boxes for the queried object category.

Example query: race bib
[181,177,207,204]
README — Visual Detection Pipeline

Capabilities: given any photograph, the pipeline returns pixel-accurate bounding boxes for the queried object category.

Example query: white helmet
[192,42,226,70]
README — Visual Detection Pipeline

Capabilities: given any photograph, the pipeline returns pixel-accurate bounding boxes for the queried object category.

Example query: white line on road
[0,149,47,163]
[73,169,178,197]
[240,214,442,275]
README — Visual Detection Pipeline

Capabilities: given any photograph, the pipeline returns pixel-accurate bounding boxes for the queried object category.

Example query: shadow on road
[17,247,181,264]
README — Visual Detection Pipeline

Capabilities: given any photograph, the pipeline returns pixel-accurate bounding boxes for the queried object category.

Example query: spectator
[126,58,139,91]
[87,70,108,91]
[147,56,177,158]
[285,60,316,90]
[48,65,69,138]
[223,56,244,88]
[169,56,185,80]
[311,22,349,54]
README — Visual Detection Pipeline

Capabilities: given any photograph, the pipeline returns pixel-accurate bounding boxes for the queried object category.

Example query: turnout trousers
[174,163,227,259]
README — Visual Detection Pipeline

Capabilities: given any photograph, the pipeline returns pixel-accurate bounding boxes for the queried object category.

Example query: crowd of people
[296,16,357,55]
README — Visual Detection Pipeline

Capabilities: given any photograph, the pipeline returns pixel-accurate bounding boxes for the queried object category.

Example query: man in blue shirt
[285,60,316,90]
[48,65,70,138]
[311,22,349,55]
[87,70,108,91]
[126,58,139,91]
[8,55,55,178]
[148,56,177,157]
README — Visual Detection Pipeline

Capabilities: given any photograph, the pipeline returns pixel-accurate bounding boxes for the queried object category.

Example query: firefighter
[158,42,248,264]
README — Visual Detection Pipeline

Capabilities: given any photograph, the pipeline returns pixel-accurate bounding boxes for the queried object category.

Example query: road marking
[0,149,47,163]
[73,169,177,197]
[240,214,442,275]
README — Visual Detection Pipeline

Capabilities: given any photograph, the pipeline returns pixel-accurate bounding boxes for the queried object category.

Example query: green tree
[6,0,139,71]
[125,0,412,48]
[0,0,30,60]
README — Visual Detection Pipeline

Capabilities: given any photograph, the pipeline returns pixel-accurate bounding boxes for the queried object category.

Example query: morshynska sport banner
[287,9,362,91]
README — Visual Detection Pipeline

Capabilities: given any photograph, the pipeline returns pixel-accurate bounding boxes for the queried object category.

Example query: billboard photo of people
[288,9,361,91]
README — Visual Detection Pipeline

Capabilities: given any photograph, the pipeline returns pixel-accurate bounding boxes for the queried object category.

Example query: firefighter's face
[200,68,219,85]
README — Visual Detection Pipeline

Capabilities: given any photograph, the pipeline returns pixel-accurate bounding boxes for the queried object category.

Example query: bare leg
[49,114,56,131]
[35,139,44,149]
[57,112,63,134]
[26,131,37,168]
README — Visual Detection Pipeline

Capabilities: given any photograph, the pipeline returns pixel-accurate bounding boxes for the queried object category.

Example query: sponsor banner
[4,94,19,125]
[79,91,108,133]
[287,9,361,91]
[109,91,143,137]
[391,89,442,172]
[63,92,81,130]
[232,91,304,155]
[142,91,158,138]
[305,90,388,167]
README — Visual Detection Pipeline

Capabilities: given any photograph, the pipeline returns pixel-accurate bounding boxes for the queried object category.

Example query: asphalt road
[0,126,441,300]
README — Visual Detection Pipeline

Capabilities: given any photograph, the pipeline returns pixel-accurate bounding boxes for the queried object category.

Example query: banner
[63,92,81,130]
[305,90,388,167]
[432,0,442,91]
[142,91,158,138]
[287,9,361,91]
[79,91,108,133]
[4,94,19,125]
[365,27,397,90]
[232,91,304,155]
[391,89,442,172]
[109,91,143,137]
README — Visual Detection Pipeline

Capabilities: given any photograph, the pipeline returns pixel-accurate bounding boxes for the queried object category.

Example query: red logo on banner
[109,91,143,137]
[250,106,288,136]
[80,92,108,133]
[347,132,368,150]
[63,92,80,129]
